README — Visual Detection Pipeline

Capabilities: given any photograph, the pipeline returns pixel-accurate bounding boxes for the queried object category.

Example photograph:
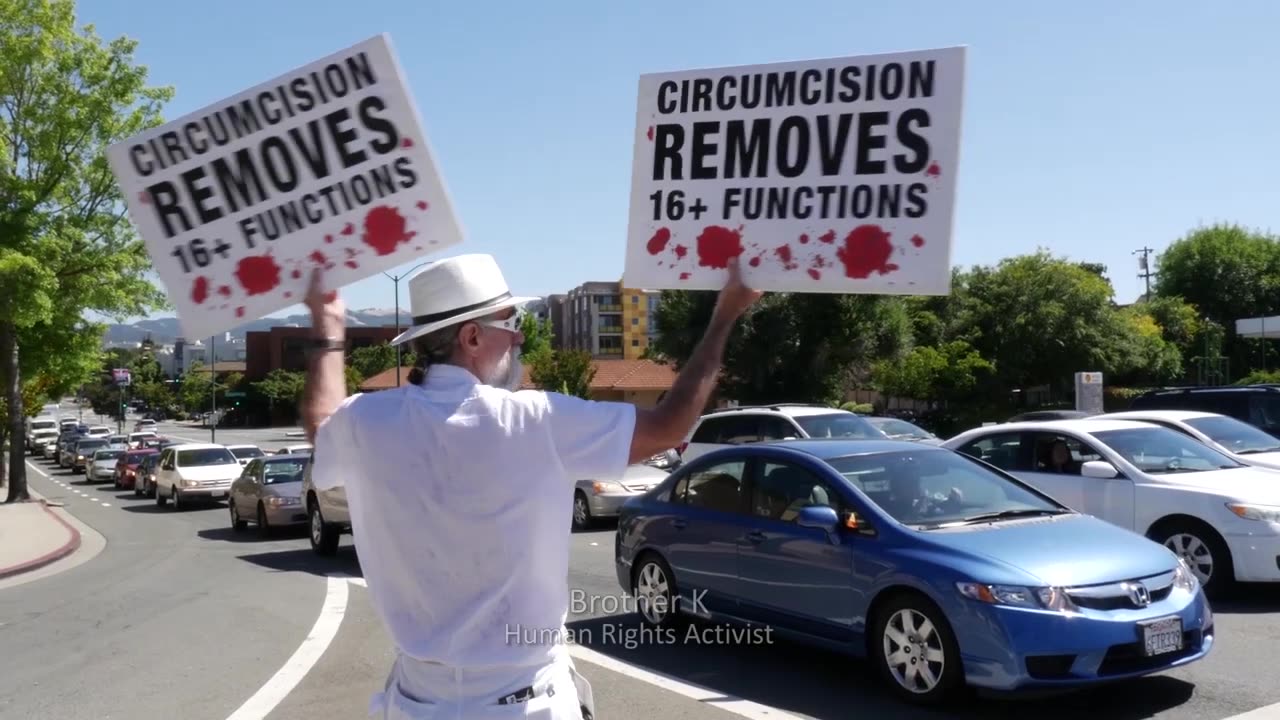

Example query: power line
[1133,246,1155,299]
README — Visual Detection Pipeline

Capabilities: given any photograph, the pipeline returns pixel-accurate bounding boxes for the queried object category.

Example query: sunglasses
[472,307,526,334]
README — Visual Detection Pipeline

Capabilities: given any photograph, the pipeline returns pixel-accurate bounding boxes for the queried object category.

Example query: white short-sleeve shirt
[311,363,636,668]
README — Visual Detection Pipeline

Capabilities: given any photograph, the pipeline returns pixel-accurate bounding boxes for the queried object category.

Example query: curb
[0,499,82,581]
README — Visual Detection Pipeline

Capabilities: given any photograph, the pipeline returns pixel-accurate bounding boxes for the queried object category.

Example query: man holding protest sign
[301,254,760,718]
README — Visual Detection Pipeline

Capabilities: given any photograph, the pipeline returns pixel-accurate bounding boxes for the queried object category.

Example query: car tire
[230,503,247,531]
[572,491,592,531]
[170,487,181,511]
[308,500,339,556]
[870,592,964,707]
[156,486,167,506]
[631,553,682,629]
[1151,519,1234,598]
[257,503,271,537]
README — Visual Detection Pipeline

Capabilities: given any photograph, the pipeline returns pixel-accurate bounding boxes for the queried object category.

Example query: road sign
[226,391,246,398]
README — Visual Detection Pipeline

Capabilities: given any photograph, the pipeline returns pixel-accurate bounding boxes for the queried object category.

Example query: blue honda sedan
[614,440,1213,706]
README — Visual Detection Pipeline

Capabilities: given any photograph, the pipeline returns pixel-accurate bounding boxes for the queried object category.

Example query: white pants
[372,645,594,719]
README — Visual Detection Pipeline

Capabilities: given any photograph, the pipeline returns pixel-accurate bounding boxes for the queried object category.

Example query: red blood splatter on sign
[309,250,327,265]
[191,276,209,305]
[290,269,302,280]
[361,206,417,256]
[696,226,744,268]
[808,269,821,280]
[217,285,232,297]
[138,192,151,204]
[925,163,941,177]
[818,230,836,244]
[324,262,335,271]
[911,234,925,248]
[646,126,654,141]
[646,227,671,255]
[836,225,898,279]
[235,307,245,318]
[748,256,761,267]
[345,260,359,269]
[341,223,355,236]
[799,233,810,244]
[774,244,797,269]
[235,255,282,296]
[402,137,414,148]
[284,291,293,299]
[672,244,688,260]
[416,200,428,210]
[344,247,359,258]
[679,272,691,280]
[812,255,828,269]
[324,234,334,244]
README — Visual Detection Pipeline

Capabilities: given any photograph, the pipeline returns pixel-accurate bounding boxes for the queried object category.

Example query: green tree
[871,340,995,403]
[252,370,306,422]
[649,291,912,405]
[529,349,594,399]
[179,362,215,412]
[0,0,173,501]
[349,342,416,379]
[520,314,554,359]
[1107,306,1184,386]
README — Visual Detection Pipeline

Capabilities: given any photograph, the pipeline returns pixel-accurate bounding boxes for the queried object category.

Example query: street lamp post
[385,263,430,387]
[209,335,217,444]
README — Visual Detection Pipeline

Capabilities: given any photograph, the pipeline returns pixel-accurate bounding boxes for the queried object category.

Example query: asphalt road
[3,419,1280,719]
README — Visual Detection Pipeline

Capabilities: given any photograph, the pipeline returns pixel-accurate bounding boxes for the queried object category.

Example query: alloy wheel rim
[573,497,587,525]
[636,563,670,624]
[883,608,945,694]
[1165,533,1213,584]
[311,509,323,544]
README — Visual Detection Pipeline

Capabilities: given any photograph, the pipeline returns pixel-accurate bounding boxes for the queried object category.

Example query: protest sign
[107,34,464,340]
[622,46,965,295]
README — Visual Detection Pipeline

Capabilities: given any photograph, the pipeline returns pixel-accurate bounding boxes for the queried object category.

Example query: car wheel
[257,503,271,537]
[155,485,167,506]
[632,554,680,628]
[170,486,181,511]
[871,592,964,706]
[572,491,592,531]
[1153,520,1234,597]
[308,500,339,556]
[230,502,247,531]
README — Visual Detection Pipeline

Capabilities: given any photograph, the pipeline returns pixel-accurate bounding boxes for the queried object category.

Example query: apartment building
[549,281,661,359]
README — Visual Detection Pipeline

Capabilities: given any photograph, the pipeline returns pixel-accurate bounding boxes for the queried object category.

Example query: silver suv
[300,461,350,556]
[678,404,886,463]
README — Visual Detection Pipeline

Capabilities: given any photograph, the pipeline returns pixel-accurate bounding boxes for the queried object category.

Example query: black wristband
[307,337,346,352]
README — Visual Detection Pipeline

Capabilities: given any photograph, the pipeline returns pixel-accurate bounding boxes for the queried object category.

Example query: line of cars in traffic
[604,402,1280,706]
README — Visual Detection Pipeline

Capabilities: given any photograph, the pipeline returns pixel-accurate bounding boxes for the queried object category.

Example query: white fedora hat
[390,254,538,346]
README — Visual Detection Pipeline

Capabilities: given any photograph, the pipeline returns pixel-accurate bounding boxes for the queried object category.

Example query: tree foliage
[520,314,554,359]
[252,369,306,418]
[0,0,173,500]
[529,349,594,399]
[348,342,415,380]
[871,340,994,402]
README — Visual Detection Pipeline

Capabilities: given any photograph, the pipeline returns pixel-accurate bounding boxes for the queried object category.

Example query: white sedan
[943,418,1280,596]
[1090,410,1280,470]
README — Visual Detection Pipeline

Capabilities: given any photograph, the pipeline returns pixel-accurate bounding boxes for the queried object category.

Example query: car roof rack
[713,403,836,412]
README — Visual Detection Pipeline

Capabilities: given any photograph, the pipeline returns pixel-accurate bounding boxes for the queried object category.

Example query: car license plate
[1141,617,1183,657]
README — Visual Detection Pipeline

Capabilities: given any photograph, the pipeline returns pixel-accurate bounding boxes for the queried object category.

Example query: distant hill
[103,309,413,345]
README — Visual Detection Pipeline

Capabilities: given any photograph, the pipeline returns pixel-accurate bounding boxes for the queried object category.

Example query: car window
[955,432,1025,471]
[752,461,843,521]
[94,449,124,460]
[263,459,307,484]
[1184,415,1280,455]
[176,448,238,466]
[872,418,933,440]
[1030,432,1103,475]
[673,460,747,513]
[827,449,1062,527]
[792,412,881,439]
[230,446,265,459]
[1091,427,1243,473]
[757,417,800,441]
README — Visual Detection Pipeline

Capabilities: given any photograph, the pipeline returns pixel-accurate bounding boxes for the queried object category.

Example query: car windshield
[826,449,1065,529]
[177,448,238,466]
[793,413,882,439]
[263,459,307,484]
[231,446,265,459]
[870,418,933,439]
[124,452,153,464]
[1184,416,1280,455]
[94,450,124,461]
[32,421,56,430]
[1091,427,1243,473]
[76,440,106,451]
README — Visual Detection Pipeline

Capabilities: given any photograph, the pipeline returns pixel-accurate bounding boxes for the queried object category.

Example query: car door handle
[672,518,687,530]
[746,530,765,544]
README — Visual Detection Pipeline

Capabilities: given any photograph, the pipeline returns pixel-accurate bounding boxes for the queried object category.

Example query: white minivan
[153,443,243,510]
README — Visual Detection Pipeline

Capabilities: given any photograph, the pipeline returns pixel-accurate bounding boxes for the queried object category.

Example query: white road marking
[590,542,599,546]
[224,574,349,720]
[567,643,804,720]
[100,503,111,507]
[1224,702,1280,719]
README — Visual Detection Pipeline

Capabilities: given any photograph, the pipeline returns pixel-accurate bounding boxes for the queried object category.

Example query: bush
[839,401,875,414]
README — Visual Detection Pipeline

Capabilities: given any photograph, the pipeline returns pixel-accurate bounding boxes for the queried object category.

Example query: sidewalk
[0,454,82,580]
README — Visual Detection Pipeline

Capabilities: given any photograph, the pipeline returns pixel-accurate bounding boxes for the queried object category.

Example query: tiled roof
[359,360,678,393]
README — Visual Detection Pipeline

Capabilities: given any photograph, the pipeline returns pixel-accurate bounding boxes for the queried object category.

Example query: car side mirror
[1081,460,1119,479]
[796,505,843,544]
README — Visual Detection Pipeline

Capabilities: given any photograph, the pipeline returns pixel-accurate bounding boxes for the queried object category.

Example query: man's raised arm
[301,269,349,444]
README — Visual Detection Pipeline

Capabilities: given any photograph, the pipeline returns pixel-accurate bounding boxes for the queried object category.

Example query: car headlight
[956,582,1077,612]
[267,496,300,506]
[1172,558,1199,592]
[1226,502,1280,523]
[591,481,624,494]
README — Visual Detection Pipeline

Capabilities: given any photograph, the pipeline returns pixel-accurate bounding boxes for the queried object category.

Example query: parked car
[229,454,310,533]
[87,448,126,483]
[572,463,669,531]
[1007,410,1091,422]
[1090,410,1280,470]
[114,448,159,490]
[866,416,943,445]
[943,419,1280,595]
[679,405,885,463]
[276,444,313,456]
[153,443,242,509]
[300,459,349,556]
[226,444,266,466]
[1128,385,1280,438]
[615,439,1211,705]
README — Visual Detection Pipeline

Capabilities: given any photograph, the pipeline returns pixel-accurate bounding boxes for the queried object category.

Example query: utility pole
[209,335,217,444]
[1134,247,1155,299]
[384,262,430,387]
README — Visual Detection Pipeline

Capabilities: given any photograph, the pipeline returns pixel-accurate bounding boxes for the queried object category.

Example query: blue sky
[85,0,1279,321]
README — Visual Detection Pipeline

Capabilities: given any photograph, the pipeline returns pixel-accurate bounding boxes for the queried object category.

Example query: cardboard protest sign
[623,47,965,295]
[107,34,463,340]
